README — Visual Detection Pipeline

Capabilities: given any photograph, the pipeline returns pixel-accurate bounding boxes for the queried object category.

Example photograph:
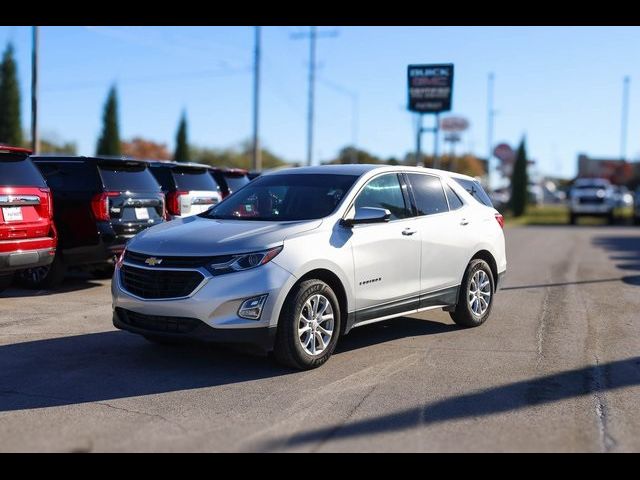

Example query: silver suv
[569,178,616,225]
[112,165,507,369]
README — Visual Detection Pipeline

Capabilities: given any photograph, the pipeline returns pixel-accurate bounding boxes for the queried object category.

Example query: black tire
[634,217,640,226]
[15,253,66,289]
[274,279,341,370]
[90,264,115,279]
[569,213,577,225]
[0,274,13,293]
[449,259,495,328]
[607,211,615,225]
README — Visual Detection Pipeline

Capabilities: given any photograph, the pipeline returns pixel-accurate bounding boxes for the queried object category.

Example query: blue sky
[1,26,639,179]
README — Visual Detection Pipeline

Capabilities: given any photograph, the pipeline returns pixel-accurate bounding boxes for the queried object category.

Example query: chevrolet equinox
[112,165,507,370]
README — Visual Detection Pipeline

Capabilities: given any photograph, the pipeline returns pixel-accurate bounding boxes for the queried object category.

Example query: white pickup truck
[569,178,616,225]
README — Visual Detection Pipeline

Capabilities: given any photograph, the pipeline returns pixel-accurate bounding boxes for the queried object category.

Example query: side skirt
[344,285,459,334]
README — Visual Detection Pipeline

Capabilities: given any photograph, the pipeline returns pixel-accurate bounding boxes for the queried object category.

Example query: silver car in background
[112,165,507,370]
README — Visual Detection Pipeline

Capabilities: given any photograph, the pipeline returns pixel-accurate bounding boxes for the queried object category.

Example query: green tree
[0,43,23,146]
[173,112,190,162]
[509,138,529,217]
[96,85,121,156]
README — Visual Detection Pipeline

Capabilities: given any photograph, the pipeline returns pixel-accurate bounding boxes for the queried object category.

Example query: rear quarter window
[454,178,493,207]
[0,154,47,187]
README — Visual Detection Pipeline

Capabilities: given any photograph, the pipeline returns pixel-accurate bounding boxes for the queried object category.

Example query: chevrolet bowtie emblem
[144,257,163,266]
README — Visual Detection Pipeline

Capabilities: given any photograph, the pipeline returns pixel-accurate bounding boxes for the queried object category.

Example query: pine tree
[509,138,529,217]
[173,112,190,162]
[0,43,23,146]
[96,85,121,156]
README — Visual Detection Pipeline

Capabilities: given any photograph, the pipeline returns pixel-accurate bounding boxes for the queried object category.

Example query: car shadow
[0,272,105,298]
[0,316,460,413]
[336,317,461,354]
[0,331,289,413]
[259,355,640,449]
[592,234,640,286]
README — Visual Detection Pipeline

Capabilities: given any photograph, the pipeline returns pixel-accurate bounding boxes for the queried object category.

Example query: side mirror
[341,207,391,228]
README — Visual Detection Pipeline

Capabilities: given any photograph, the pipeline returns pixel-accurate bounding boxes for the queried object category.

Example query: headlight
[205,246,283,275]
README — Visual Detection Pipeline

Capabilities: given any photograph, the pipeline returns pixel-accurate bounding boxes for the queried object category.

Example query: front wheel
[274,279,341,370]
[449,259,495,328]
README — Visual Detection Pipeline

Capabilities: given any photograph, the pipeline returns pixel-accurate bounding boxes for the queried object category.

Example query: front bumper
[113,308,276,352]
[111,260,297,352]
[570,203,612,215]
[0,247,55,273]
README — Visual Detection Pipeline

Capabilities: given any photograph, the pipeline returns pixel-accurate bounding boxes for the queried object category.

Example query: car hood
[126,215,323,256]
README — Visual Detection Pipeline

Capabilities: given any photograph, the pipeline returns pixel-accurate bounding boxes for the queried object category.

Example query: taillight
[495,213,505,229]
[91,191,119,221]
[166,190,188,217]
[39,187,53,218]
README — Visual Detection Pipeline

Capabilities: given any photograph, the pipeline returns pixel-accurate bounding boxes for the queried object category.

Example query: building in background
[577,154,639,185]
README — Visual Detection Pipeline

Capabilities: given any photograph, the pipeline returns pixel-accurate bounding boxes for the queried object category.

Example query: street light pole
[621,75,630,161]
[252,26,261,171]
[487,72,495,186]
[31,26,39,154]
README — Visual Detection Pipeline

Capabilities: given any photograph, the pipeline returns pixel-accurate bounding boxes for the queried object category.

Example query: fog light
[238,294,268,320]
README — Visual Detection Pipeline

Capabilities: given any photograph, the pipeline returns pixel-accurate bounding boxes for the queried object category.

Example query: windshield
[201,173,358,221]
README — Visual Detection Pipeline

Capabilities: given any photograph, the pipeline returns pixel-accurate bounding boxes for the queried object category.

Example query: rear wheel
[634,216,640,226]
[0,274,13,293]
[569,213,578,225]
[607,211,615,225]
[274,279,341,370]
[449,259,495,328]
[15,254,66,289]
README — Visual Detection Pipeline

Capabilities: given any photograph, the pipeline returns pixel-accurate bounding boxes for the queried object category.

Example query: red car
[0,146,57,292]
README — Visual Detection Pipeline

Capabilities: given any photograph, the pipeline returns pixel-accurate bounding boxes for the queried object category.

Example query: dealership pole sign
[407,64,454,113]
[408,63,454,169]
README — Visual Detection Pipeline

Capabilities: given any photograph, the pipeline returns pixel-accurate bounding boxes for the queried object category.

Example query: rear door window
[98,162,161,192]
[406,173,449,216]
[454,178,493,207]
[172,167,219,191]
[0,154,47,187]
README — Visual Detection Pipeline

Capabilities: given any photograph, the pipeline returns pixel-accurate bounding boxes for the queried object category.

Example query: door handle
[402,228,417,236]
[460,218,470,226]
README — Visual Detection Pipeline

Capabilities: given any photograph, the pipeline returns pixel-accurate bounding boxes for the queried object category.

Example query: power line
[42,67,252,92]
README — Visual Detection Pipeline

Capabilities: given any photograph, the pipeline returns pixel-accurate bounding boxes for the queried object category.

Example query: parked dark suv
[208,167,251,198]
[18,156,165,288]
[148,161,221,219]
[0,146,57,292]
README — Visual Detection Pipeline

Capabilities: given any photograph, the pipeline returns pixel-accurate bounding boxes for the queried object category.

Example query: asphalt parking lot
[1,225,639,452]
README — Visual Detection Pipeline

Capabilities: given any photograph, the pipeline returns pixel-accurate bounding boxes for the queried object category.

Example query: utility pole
[252,26,261,171]
[621,75,630,161]
[291,27,339,166]
[31,26,39,154]
[487,72,495,186]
